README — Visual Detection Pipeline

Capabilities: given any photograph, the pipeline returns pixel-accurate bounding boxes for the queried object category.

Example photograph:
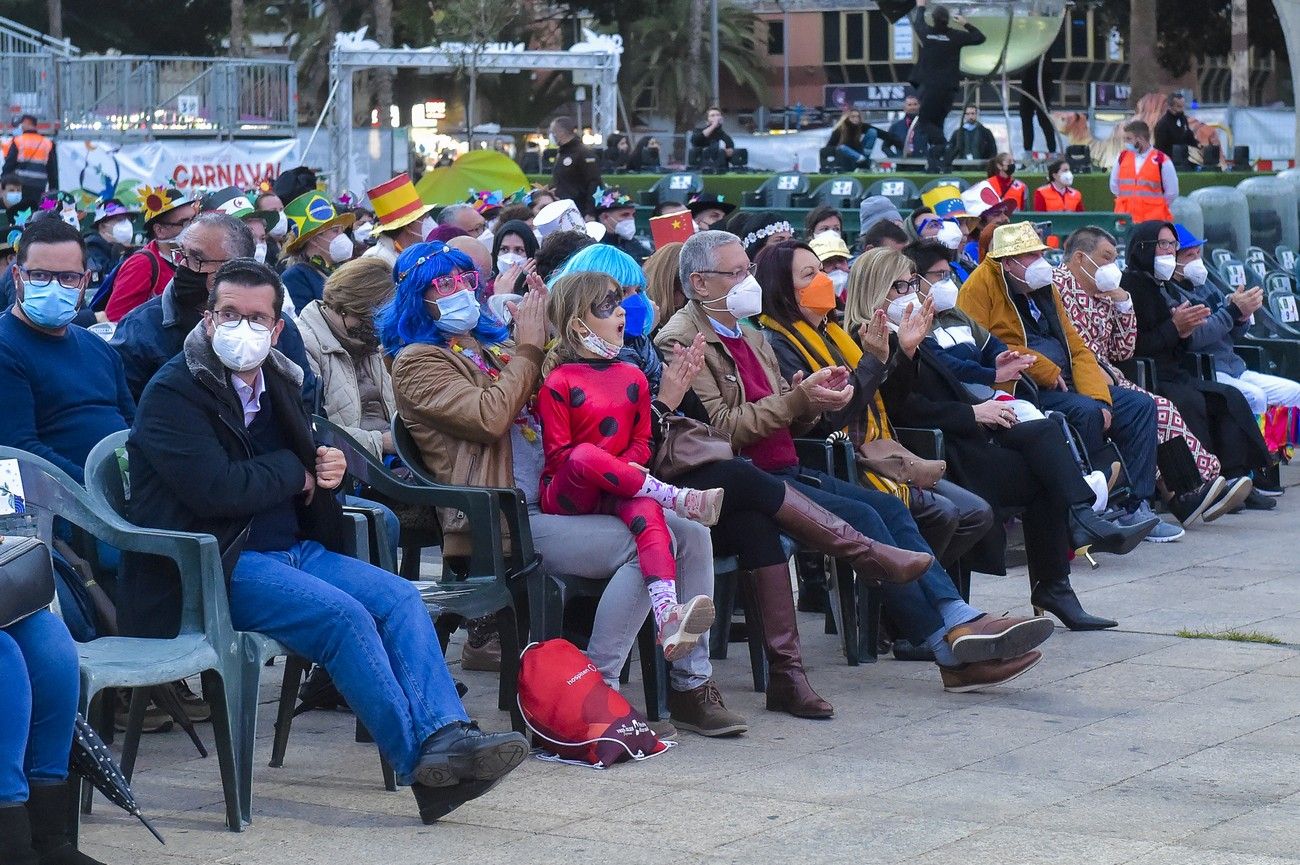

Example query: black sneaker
[413,722,529,788]
[1253,473,1285,496]
[1167,477,1227,526]
[1203,477,1253,522]
[1241,489,1278,511]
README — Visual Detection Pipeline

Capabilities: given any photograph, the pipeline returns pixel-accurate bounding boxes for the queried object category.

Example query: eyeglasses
[698,263,757,282]
[180,248,231,273]
[19,267,87,289]
[1154,239,1180,252]
[428,271,480,298]
[890,277,921,294]
[921,268,951,282]
[590,289,620,319]
[213,309,276,331]
[158,215,194,230]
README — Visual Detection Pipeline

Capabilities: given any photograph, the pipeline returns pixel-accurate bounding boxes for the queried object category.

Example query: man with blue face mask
[0,217,135,483]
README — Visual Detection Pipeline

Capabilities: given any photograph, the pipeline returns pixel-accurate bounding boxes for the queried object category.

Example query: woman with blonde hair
[844,247,1146,630]
[643,241,686,329]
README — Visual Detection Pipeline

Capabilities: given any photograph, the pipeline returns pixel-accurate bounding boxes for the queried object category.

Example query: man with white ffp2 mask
[592,185,651,264]
[957,222,1180,542]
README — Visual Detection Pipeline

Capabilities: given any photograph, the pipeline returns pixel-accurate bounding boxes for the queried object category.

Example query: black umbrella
[70,714,165,845]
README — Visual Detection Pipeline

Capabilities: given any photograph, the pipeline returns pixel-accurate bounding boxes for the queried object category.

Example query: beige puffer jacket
[296,300,396,458]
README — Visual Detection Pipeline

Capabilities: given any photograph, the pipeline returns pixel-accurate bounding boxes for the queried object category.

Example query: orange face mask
[798,272,837,317]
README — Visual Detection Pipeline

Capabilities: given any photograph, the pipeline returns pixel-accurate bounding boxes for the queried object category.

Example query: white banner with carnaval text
[58,138,300,195]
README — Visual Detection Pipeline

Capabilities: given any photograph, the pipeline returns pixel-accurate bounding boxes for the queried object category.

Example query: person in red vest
[1033,159,1085,212]
[1110,120,1178,223]
[984,153,1028,212]
[2,115,57,210]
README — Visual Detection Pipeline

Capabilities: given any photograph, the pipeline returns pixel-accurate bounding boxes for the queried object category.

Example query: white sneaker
[659,595,715,663]
[673,487,724,526]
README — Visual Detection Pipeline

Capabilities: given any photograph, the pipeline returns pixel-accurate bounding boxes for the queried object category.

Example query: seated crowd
[1,162,1292,860]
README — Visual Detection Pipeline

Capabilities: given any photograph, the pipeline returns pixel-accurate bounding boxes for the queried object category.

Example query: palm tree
[374,0,394,122]
[1127,0,1161,106]
[46,0,62,38]
[623,0,767,131]
[1229,0,1249,106]
[230,0,246,57]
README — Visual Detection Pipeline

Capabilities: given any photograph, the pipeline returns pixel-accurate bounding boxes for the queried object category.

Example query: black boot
[411,778,501,824]
[1031,576,1118,631]
[1068,504,1154,556]
[27,780,107,865]
[0,803,39,865]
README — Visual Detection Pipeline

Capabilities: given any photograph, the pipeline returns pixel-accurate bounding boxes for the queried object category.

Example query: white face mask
[352,222,374,244]
[1021,257,1055,289]
[420,215,437,241]
[827,269,849,298]
[927,278,960,312]
[496,251,525,273]
[109,219,134,245]
[270,211,289,239]
[576,324,622,360]
[613,217,637,240]
[886,292,920,325]
[211,319,272,373]
[935,221,964,251]
[1085,253,1123,293]
[1057,170,1074,187]
[430,288,481,335]
[327,232,354,263]
[253,241,268,264]
[703,273,763,320]
[477,227,494,250]
[1153,253,1177,281]
[1182,258,1209,286]
[4,191,23,207]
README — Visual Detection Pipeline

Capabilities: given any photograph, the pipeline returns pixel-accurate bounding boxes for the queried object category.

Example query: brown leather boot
[774,483,933,587]
[749,563,834,719]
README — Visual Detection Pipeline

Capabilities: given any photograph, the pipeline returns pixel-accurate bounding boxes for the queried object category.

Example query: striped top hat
[283,190,355,253]
[367,173,434,234]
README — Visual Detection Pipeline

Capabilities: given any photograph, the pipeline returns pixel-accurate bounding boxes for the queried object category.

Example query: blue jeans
[0,610,79,804]
[342,494,401,570]
[836,129,877,165]
[1039,386,1158,501]
[771,467,962,643]
[229,541,469,782]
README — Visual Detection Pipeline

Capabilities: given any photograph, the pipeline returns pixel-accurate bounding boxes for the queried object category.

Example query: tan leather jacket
[654,301,817,449]
[389,338,542,556]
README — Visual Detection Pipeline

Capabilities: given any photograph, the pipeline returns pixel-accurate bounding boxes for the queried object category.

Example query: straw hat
[987,222,1050,259]
[367,173,434,233]
[809,231,851,262]
[283,190,355,253]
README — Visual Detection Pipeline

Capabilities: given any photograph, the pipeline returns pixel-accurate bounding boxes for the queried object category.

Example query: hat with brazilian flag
[283,190,355,253]
[366,173,434,234]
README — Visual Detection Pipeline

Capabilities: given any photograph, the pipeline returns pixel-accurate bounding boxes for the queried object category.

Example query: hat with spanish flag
[366,173,435,235]
[283,190,355,253]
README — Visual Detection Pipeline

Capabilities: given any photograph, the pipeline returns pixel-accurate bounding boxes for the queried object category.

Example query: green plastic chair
[0,444,243,832]
[318,415,539,733]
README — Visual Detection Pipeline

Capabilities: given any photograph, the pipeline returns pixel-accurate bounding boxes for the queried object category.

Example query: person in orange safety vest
[1110,120,1177,223]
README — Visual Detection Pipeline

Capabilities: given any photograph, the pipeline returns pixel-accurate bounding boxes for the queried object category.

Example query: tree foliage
[6,0,228,54]
[1097,0,1285,78]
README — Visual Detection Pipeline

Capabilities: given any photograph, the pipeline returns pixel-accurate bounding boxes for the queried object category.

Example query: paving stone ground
[79,468,1300,864]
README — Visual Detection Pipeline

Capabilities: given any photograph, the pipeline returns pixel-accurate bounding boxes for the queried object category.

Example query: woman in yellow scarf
[755,239,994,578]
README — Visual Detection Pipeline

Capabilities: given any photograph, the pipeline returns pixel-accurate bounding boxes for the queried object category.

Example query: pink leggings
[540,443,676,584]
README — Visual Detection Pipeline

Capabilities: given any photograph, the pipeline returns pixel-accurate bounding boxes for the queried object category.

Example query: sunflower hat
[139,184,193,225]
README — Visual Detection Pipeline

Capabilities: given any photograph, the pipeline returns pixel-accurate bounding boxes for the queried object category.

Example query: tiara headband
[742,220,792,249]
[396,245,458,284]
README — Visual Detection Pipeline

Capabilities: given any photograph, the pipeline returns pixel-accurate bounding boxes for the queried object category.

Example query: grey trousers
[528,508,715,692]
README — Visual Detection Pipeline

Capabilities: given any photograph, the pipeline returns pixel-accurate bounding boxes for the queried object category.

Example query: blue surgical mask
[428,288,481,335]
[620,289,654,338]
[19,275,82,328]
[963,122,977,131]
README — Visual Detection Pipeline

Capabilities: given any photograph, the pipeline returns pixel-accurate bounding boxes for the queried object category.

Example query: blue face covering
[963,122,977,131]
[620,289,654,339]
[19,277,82,328]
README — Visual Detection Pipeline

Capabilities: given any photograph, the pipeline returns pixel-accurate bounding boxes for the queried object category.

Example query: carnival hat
[809,231,851,262]
[535,198,604,240]
[686,192,735,217]
[283,190,355,253]
[367,173,434,233]
[920,184,968,218]
[138,184,193,225]
[592,186,635,215]
[203,185,278,231]
[962,181,1017,219]
[987,221,1050,259]
[93,198,135,225]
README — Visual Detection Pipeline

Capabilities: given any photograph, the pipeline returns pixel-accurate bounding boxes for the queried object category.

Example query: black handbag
[0,537,56,629]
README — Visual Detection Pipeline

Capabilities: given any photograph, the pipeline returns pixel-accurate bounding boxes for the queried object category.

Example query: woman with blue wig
[547,242,663,391]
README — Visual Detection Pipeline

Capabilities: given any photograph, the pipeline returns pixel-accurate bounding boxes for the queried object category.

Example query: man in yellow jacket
[956,222,1179,541]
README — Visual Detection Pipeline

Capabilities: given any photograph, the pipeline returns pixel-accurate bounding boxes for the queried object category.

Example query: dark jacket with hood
[121,323,346,637]
[111,277,318,407]
[910,7,985,93]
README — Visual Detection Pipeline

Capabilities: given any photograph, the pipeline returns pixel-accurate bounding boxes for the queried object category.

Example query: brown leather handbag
[856,439,946,491]
[651,415,734,481]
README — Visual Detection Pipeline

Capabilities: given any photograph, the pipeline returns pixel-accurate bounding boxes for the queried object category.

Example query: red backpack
[517,639,671,768]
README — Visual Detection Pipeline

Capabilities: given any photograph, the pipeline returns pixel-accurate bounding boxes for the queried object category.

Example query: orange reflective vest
[7,132,53,186]
[1114,149,1173,222]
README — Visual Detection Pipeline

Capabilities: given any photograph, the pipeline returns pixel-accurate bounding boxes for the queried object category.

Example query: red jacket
[538,359,652,485]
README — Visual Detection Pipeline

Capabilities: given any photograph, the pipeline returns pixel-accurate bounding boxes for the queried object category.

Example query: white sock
[1084,470,1108,513]
[647,579,678,626]
[636,474,683,509]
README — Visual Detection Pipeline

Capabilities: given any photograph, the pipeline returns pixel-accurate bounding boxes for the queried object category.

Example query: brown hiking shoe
[941,650,1043,693]
[666,679,748,737]
[945,614,1054,664]
[461,634,502,672]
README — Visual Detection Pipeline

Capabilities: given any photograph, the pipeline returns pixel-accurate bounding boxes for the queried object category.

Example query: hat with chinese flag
[367,173,435,234]
[649,210,697,248]
[283,190,355,253]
